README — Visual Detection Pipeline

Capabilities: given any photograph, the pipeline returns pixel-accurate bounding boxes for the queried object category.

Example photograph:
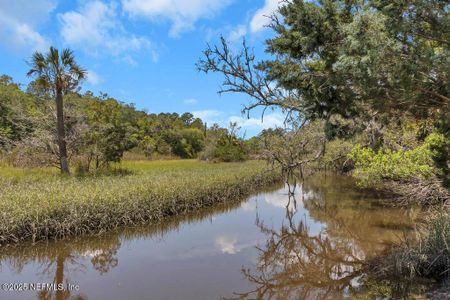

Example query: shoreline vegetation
[0,160,281,246]
[359,209,450,298]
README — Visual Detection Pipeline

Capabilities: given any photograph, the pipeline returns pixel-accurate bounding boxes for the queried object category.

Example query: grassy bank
[0,160,281,245]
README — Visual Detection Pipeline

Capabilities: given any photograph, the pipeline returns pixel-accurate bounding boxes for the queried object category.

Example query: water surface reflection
[0,175,427,299]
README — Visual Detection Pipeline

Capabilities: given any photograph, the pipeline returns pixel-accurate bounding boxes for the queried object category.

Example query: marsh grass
[0,160,281,245]
[371,210,450,281]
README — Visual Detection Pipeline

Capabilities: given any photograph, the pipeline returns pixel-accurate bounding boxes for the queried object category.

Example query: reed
[371,210,450,281]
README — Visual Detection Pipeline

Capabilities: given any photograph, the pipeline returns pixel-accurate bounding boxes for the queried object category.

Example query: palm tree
[27,47,86,174]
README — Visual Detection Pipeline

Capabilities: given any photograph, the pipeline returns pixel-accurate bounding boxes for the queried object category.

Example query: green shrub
[218,144,248,162]
[199,123,248,162]
[348,133,446,186]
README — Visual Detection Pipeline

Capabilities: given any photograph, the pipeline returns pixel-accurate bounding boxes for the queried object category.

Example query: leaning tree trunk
[55,89,70,174]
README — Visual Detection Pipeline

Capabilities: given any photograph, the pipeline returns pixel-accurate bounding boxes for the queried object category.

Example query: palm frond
[61,48,75,66]
[48,47,60,70]
[70,63,87,80]
[26,68,38,77]
[26,52,47,76]
[36,75,51,89]
[27,46,85,93]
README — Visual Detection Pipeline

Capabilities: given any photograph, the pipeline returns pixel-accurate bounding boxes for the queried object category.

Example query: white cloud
[192,110,223,124]
[228,24,247,44]
[184,98,198,105]
[120,55,137,66]
[59,1,156,63]
[122,0,233,37]
[191,111,284,135]
[86,70,102,85]
[211,0,284,45]
[8,23,50,52]
[228,113,285,131]
[0,0,55,52]
[250,0,282,33]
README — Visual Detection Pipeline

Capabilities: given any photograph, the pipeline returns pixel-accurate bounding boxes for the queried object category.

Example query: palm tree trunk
[56,89,70,174]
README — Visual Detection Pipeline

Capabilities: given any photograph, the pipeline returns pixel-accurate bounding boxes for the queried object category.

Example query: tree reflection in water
[230,192,366,300]
[0,176,433,300]
[0,198,246,300]
[230,179,429,300]
[0,235,121,300]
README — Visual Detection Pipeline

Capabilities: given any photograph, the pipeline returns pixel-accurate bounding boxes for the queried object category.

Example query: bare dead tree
[197,37,331,176]
[197,37,305,120]
[259,121,327,182]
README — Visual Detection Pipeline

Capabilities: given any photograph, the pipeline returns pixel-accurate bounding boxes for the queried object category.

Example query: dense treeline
[0,74,251,171]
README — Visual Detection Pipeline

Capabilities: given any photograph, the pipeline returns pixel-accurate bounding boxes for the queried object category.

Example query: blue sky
[0,0,285,137]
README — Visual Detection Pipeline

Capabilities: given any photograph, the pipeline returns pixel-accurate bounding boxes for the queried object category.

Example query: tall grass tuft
[416,211,450,278]
[372,210,450,280]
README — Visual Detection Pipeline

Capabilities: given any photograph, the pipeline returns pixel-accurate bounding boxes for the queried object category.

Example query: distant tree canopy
[200,122,249,162]
[0,75,36,149]
[0,75,252,169]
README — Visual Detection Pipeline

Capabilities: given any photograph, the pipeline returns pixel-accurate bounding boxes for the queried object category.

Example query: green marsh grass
[0,160,281,245]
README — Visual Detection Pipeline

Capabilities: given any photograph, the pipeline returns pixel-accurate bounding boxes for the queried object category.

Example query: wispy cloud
[86,70,102,85]
[215,0,283,45]
[59,1,157,64]
[0,0,55,52]
[250,0,283,33]
[192,109,222,124]
[228,113,285,131]
[122,0,233,37]
[184,98,198,105]
[192,110,284,135]
[227,24,247,44]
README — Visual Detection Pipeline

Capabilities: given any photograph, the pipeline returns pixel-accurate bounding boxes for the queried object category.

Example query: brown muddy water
[0,174,431,299]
